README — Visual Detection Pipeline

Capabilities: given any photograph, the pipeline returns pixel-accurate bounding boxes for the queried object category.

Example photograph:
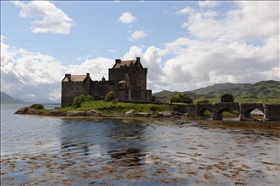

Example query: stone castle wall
[61,57,152,107]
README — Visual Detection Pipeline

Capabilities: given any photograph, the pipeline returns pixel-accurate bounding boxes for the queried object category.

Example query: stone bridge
[176,103,280,121]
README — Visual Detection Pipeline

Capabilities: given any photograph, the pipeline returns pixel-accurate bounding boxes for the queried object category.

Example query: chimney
[65,74,71,81]
[136,57,140,68]
[115,59,121,64]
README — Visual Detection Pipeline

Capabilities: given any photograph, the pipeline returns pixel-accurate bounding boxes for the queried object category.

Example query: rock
[149,114,159,118]
[158,111,173,117]
[87,110,102,116]
[172,111,183,116]
[135,112,150,117]
[170,115,182,119]
[125,110,135,116]
[65,111,86,116]
[14,107,29,114]
[48,110,66,116]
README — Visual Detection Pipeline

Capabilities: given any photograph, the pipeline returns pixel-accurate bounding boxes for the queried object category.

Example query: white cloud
[1,41,114,102]
[14,1,73,34]
[181,2,279,42]
[128,30,147,41]
[118,12,136,24]
[108,49,115,53]
[198,1,220,8]
[175,7,194,15]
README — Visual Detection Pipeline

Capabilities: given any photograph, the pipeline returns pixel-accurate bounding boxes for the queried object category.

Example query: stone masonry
[61,57,152,107]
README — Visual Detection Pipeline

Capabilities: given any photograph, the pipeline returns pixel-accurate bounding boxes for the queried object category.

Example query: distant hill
[153,80,280,102]
[188,83,252,97]
[1,92,26,104]
[239,80,280,98]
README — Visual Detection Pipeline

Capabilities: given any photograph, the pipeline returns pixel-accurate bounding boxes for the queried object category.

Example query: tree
[220,94,234,102]
[105,91,116,102]
[170,93,193,104]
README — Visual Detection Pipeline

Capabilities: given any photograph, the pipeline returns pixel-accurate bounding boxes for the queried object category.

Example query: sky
[1,1,279,103]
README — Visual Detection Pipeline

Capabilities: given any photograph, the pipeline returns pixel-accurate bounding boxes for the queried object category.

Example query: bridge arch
[212,103,240,120]
[240,103,265,121]
[195,103,213,119]
[216,107,240,120]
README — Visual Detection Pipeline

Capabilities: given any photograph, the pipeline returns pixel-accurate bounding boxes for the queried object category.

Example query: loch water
[1,104,279,185]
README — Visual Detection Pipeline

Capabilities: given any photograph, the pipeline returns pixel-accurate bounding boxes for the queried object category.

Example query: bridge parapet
[176,104,196,117]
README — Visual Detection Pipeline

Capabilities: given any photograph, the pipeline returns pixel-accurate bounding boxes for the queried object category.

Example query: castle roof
[113,60,136,68]
[62,75,87,82]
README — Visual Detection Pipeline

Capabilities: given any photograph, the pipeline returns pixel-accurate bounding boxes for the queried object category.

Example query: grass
[58,100,175,114]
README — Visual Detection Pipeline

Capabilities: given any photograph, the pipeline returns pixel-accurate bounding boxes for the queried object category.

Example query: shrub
[170,93,193,104]
[72,94,94,108]
[196,99,210,104]
[105,91,116,102]
[150,106,157,112]
[220,94,234,102]
[31,104,44,110]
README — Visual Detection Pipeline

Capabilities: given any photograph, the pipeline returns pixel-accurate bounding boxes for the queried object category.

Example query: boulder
[87,110,102,116]
[135,112,151,117]
[125,109,135,116]
[65,111,86,116]
[158,111,173,117]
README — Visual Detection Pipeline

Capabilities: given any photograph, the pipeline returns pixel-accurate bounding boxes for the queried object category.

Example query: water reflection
[59,118,148,165]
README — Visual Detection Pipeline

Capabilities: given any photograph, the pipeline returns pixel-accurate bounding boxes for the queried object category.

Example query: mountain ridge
[154,80,280,102]
[1,92,26,104]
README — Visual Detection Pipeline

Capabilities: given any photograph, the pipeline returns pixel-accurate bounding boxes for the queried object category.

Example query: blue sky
[1,1,279,102]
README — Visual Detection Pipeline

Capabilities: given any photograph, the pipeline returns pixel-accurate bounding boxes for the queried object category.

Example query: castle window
[77,88,79,90]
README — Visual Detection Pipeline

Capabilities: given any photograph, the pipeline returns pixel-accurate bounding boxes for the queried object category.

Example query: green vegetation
[72,94,94,108]
[29,104,52,113]
[59,100,176,114]
[30,104,44,110]
[196,99,210,103]
[170,93,193,104]
[239,80,280,98]
[105,91,116,102]
[220,94,234,102]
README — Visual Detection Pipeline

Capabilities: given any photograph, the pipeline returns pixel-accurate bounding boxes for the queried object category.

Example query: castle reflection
[59,118,149,166]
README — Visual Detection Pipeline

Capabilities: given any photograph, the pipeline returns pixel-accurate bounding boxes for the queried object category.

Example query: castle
[61,57,152,107]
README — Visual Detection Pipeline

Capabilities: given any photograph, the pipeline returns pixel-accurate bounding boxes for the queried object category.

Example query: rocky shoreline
[14,105,187,119]
[14,105,280,135]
